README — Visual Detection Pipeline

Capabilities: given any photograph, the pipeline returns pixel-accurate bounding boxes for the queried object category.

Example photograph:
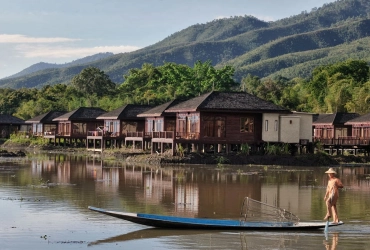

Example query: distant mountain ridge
[2,52,113,80]
[1,0,370,89]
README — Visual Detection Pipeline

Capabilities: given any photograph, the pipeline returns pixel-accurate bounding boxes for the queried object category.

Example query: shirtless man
[323,168,344,223]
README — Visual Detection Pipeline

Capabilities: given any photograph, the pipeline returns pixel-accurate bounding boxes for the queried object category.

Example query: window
[155,119,163,132]
[240,117,254,133]
[274,120,278,131]
[203,116,225,138]
[147,119,154,132]
[188,114,199,134]
[265,120,268,131]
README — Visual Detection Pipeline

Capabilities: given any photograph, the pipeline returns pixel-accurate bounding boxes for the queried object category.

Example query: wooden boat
[88,206,343,230]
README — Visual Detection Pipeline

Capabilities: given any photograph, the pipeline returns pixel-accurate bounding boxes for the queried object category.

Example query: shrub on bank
[7,133,49,146]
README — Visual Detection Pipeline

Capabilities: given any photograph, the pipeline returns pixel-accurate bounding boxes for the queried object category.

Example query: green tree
[71,67,116,106]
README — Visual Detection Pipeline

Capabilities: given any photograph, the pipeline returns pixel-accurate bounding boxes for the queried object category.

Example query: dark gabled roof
[53,107,106,121]
[345,112,370,124]
[26,111,68,123]
[313,112,360,125]
[97,104,152,120]
[137,99,182,117]
[0,114,25,124]
[165,91,289,113]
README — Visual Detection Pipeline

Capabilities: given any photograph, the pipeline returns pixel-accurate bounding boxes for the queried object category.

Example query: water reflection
[323,232,338,250]
[2,155,370,221]
[1,154,370,249]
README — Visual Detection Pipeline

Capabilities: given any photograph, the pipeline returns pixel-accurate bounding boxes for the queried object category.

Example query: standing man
[324,168,344,224]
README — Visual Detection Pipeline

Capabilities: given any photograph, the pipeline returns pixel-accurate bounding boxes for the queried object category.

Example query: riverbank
[1,140,370,166]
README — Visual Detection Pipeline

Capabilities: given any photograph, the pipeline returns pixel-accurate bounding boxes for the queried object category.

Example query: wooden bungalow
[25,111,67,136]
[87,104,152,151]
[163,91,291,155]
[344,112,370,146]
[51,107,106,147]
[126,100,181,152]
[0,114,26,138]
[313,112,360,142]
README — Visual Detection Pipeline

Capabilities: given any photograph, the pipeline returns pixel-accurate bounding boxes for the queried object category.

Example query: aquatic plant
[216,155,229,168]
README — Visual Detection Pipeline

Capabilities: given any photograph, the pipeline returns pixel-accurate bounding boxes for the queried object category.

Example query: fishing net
[240,197,300,225]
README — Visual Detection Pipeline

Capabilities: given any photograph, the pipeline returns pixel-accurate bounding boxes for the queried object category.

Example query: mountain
[1,0,370,89]
[2,52,114,80]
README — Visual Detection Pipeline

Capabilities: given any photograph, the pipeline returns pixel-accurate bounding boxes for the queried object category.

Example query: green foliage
[8,133,49,146]
[176,143,185,157]
[240,143,250,155]
[216,156,229,168]
[264,143,291,155]
[71,67,117,106]
[118,61,238,105]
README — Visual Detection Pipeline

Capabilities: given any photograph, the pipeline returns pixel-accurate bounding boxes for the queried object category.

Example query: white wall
[262,113,280,142]
[280,116,300,143]
[263,112,313,144]
[291,112,313,142]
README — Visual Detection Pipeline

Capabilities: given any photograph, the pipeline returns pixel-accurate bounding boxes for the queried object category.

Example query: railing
[126,131,144,137]
[175,132,200,140]
[43,131,56,136]
[314,137,370,146]
[152,131,174,139]
[57,132,71,136]
[126,131,177,139]
[87,131,103,136]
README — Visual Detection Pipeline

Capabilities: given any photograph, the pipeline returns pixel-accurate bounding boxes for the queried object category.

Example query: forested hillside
[2,53,113,80]
[0,0,370,89]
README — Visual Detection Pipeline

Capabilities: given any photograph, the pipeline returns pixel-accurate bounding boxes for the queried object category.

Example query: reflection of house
[0,114,26,138]
[164,91,290,155]
[88,104,152,151]
[86,157,103,179]
[261,184,311,219]
[141,169,174,204]
[26,111,67,136]
[174,182,199,215]
[126,100,180,151]
[51,107,106,147]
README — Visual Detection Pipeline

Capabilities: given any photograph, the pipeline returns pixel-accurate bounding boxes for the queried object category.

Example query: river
[1,154,370,249]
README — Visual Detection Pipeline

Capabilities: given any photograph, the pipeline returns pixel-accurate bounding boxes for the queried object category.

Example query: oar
[324,190,334,232]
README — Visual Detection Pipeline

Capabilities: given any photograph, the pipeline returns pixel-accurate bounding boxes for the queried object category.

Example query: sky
[0,0,336,79]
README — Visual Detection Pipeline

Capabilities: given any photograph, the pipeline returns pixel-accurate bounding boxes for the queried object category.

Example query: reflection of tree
[323,232,339,250]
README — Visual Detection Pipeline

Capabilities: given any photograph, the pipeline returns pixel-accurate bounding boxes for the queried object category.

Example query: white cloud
[0,34,80,43]
[15,44,141,58]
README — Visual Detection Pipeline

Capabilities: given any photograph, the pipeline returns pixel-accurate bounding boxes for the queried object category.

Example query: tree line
[0,59,369,121]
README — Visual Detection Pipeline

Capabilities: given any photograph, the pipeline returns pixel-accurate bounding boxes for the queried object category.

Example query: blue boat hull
[88,206,343,230]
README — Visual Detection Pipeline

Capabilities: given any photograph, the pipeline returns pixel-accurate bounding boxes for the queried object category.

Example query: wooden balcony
[175,132,200,140]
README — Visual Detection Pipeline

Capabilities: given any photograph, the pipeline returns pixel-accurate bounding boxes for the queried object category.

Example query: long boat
[88,206,343,230]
